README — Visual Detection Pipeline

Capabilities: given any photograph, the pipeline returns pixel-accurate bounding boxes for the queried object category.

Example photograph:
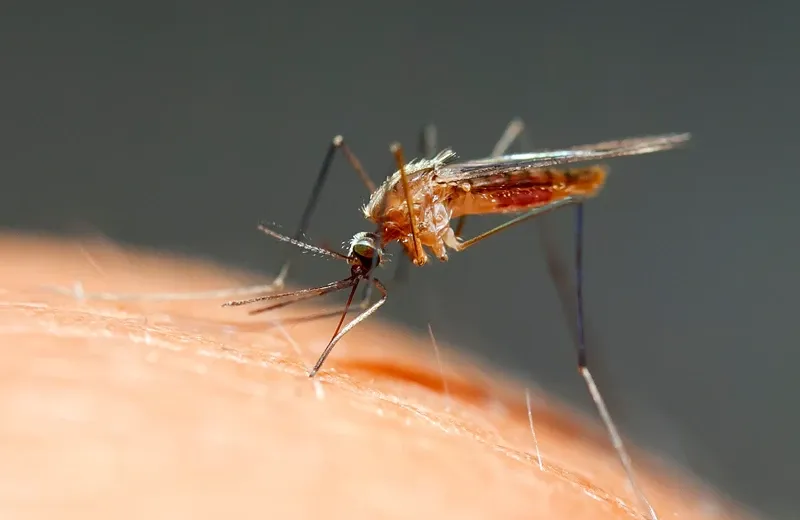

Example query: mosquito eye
[349,231,382,267]
[353,243,375,258]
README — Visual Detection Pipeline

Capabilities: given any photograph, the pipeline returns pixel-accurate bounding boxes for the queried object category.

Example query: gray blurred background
[1,1,797,518]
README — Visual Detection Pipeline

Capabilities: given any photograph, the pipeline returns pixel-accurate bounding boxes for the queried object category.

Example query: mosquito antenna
[390,142,422,264]
[569,203,659,520]
[222,224,356,310]
[257,224,349,261]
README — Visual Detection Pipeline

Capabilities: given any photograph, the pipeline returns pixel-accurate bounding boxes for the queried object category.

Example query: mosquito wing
[434,132,690,182]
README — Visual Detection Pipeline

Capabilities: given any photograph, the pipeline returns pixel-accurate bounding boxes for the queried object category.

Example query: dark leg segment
[575,203,586,369]
[273,136,374,288]
[564,203,658,520]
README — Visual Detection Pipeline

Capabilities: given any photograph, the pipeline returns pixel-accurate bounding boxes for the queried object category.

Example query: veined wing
[435,132,690,182]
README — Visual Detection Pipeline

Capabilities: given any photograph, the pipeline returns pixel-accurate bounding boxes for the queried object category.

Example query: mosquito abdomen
[450,166,608,217]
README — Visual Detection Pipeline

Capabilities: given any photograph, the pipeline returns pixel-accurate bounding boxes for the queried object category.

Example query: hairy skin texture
[0,233,750,520]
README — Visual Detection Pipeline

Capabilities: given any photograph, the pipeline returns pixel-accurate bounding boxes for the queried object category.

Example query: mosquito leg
[389,142,424,265]
[272,135,375,288]
[448,196,579,253]
[574,204,658,519]
[454,117,527,239]
[543,203,659,520]
[579,366,658,520]
[213,223,352,308]
[274,302,373,329]
[391,123,439,284]
[308,277,388,377]
[420,123,438,159]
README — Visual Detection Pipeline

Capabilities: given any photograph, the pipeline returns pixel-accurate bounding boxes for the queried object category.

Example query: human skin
[0,233,750,520]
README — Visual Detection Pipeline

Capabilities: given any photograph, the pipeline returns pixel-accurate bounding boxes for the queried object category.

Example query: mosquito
[224,126,688,376]
[222,122,688,520]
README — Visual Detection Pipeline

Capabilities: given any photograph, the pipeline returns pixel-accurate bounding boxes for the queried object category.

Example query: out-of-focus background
[1,2,796,518]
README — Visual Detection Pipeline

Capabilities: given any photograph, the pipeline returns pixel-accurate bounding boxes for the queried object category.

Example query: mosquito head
[347,231,383,272]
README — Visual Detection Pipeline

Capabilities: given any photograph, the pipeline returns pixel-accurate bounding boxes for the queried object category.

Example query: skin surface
[0,232,751,520]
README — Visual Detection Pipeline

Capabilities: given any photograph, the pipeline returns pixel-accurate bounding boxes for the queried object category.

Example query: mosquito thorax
[347,231,383,270]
